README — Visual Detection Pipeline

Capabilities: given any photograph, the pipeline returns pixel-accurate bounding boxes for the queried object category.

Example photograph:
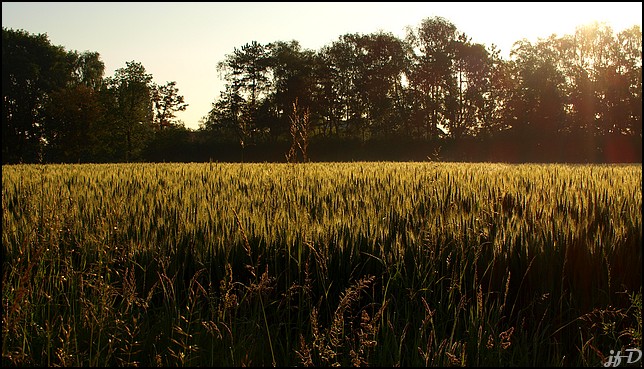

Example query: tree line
[3,17,642,164]
[3,28,188,163]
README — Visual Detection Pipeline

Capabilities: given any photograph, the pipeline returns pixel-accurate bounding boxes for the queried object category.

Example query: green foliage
[103,61,155,162]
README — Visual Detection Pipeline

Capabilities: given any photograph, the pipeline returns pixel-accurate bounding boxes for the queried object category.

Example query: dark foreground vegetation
[3,17,642,164]
[2,163,641,366]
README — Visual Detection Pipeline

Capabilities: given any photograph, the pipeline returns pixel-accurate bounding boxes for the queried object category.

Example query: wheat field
[2,162,641,366]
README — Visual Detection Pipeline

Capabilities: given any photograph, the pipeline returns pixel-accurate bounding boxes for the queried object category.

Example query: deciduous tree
[103,61,154,162]
[2,28,74,163]
[151,81,188,130]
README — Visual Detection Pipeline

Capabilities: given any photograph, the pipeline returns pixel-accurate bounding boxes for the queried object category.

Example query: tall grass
[2,162,641,366]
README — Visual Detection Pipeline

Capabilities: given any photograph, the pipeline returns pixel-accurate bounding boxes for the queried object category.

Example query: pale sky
[2,2,642,130]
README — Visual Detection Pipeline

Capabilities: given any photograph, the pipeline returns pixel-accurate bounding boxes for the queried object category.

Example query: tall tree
[265,40,318,138]
[2,28,74,163]
[44,84,104,162]
[314,44,346,137]
[353,32,410,138]
[446,34,495,138]
[478,44,514,137]
[151,81,188,130]
[556,22,642,137]
[71,51,105,90]
[318,34,366,138]
[617,26,643,137]
[202,88,245,140]
[42,51,106,162]
[506,37,567,141]
[103,61,154,162]
[531,22,641,140]
[214,41,272,153]
[602,25,642,136]
[405,17,459,139]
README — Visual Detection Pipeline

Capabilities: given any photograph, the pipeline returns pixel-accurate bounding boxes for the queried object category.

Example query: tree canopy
[3,18,641,164]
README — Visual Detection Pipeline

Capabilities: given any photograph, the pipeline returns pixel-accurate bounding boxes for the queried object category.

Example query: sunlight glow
[391,2,642,57]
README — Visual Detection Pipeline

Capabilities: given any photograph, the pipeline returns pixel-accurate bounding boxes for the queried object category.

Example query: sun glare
[380,2,641,60]
[511,2,641,40]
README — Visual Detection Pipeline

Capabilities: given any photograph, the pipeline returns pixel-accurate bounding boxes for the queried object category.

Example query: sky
[2,2,642,130]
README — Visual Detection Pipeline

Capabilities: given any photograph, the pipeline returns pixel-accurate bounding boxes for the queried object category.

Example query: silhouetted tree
[506,37,567,142]
[151,81,188,130]
[352,32,410,138]
[41,51,106,162]
[102,61,155,162]
[213,41,272,159]
[318,35,363,138]
[405,16,459,139]
[446,34,494,138]
[476,44,513,138]
[43,84,104,162]
[617,26,643,137]
[70,51,105,90]
[265,40,318,138]
[2,28,74,163]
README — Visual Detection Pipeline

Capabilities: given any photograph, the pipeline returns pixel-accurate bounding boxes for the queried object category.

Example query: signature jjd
[603,349,642,367]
